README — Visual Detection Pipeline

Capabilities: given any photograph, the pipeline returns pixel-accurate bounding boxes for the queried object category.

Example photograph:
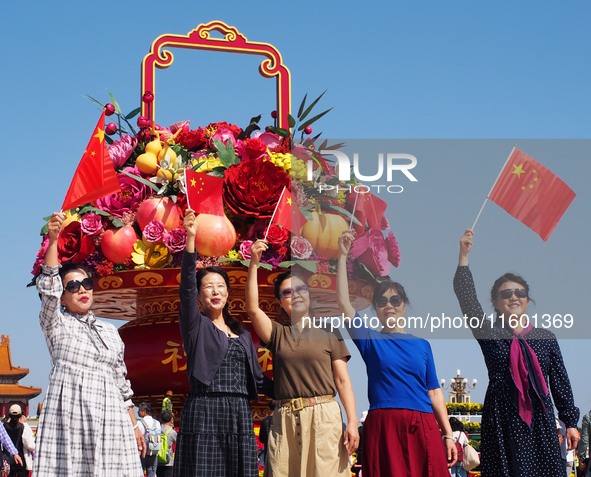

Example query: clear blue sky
[2,1,590,419]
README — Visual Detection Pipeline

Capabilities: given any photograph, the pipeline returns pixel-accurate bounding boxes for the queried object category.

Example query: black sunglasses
[375,295,403,308]
[279,284,309,299]
[65,277,94,293]
[497,288,527,300]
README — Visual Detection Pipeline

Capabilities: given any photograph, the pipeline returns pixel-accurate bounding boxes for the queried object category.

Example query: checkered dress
[173,338,258,477]
[34,265,143,477]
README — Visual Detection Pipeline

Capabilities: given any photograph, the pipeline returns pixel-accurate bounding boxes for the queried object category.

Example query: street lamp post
[440,369,477,403]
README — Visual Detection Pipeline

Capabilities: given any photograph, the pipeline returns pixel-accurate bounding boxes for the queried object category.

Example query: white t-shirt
[453,430,469,447]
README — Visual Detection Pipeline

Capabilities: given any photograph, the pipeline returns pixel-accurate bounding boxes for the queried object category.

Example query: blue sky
[2,1,591,419]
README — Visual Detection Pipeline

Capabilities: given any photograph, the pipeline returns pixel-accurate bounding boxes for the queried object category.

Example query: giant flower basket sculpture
[31,22,400,420]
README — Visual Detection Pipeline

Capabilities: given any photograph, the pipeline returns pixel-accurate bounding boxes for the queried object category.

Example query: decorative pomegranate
[101,225,138,264]
[300,210,348,259]
[136,197,181,231]
[194,214,237,257]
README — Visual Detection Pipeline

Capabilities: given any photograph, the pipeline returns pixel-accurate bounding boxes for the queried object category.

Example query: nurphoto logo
[309,150,418,194]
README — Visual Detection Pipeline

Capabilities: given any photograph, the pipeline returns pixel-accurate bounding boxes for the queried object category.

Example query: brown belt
[278,395,334,412]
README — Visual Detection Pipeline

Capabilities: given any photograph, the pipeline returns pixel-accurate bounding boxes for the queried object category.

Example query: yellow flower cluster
[265,152,293,173]
[226,249,240,260]
[193,154,224,173]
[291,157,308,181]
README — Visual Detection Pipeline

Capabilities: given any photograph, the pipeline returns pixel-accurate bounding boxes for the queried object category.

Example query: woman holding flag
[454,229,579,476]
[174,208,264,477]
[335,230,456,477]
[246,237,359,477]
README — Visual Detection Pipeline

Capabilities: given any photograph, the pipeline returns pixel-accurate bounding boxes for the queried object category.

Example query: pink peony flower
[235,137,268,161]
[108,134,138,169]
[253,131,282,149]
[143,220,166,242]
[164,227,187,253]
[239,240,253,260]
[385,231,401,267]
[349,229,390,277]
[210,126,237,150]
[80,212,103,235]
[96,166,150,218]
[290,236,313,260]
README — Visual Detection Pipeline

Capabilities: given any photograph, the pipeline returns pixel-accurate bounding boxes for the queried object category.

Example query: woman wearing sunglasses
[454,229,579,477]
[34,212,145,476]
[336,231,456,477]
[246,239,359,477]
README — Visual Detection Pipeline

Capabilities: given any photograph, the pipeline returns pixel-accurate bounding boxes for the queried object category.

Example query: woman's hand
[184,208,197,239]
[338,230,355,258]
[12,454,23,467]
[566,427,580,451]
[250,239,268,266]
[444,437,458,467]
[47,212,64,241]
[134,427,147,458]
[459,229,473,266]
[343,421,360,456]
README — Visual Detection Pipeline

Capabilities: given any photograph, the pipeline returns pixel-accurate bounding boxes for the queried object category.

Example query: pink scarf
[509,324,549,427]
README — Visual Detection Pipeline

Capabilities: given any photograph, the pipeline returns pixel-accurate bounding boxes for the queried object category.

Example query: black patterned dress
[173,338,258,477]
[453,266,579,477]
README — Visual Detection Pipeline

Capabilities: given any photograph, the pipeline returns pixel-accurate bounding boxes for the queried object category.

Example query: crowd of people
[20,212,586,477]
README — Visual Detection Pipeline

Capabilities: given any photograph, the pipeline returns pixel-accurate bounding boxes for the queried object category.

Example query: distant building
[0,335,42,417]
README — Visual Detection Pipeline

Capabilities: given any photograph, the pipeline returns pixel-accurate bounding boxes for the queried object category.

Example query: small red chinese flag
[488,147,576,241]
[349,191,388,231]
[270,187,306,234]
[61,111,122,211]
[185,169,225,216]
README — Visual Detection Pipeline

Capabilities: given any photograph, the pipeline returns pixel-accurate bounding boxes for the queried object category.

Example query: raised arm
[245,240,273,344]
[44,212,63,268]
[336,231,356,320]
[458,228,473,267]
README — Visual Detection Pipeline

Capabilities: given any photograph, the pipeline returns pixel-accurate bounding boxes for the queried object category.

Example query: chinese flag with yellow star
[185,169,225,216]
[271,186,306,233]
[61,111,121,211]
[488,147,575,241]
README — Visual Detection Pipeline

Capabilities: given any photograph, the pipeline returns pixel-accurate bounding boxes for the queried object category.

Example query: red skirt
[361,409,450,477]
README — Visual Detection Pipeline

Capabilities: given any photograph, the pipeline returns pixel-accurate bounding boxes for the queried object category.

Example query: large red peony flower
[223,159,290,218]
[58,221,96,264]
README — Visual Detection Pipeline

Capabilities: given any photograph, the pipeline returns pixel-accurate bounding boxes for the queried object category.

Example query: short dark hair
[161,410,173,423]
[59,262,92,284]
[490,272,534,314]
[274,271,291,299]
[138,402,152,414]
[371,280,409,309]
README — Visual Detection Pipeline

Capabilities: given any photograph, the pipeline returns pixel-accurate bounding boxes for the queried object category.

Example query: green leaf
[259,262,273,270]
[84,94,104,109]
[111,218,125,228]
[209,167,226,178]
[279,261,295,268]
[299,90,327,122]
[212,138,238,167]
[125,107,141,120]
[78,205,111,217]
[120,169,161,193]
[190,161,205,171]
[218,256,240,263]
[327,204,362,226]
[267,126,291,138]
[288,114,296,128]
[107,91,122,115]
[298,107,333,131]
[293,260,318,273]
[297,93,308,118]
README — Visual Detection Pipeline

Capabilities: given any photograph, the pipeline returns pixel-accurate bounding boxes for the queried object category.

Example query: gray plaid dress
[173,338,258,477]
[34,265,143,477]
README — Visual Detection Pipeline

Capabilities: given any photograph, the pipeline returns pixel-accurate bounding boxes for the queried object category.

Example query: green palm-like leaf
[299,90,327,122]
[297,93,308,118]
[120,169,161,193]
[125,107,141,120]
[298,107,333,132]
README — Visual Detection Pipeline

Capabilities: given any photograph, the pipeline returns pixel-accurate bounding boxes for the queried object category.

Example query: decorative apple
[105,123,118,135]
[104,103,116,116]
[194,214,237,257]
[101,225,138,264]
[136,197,181,231]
